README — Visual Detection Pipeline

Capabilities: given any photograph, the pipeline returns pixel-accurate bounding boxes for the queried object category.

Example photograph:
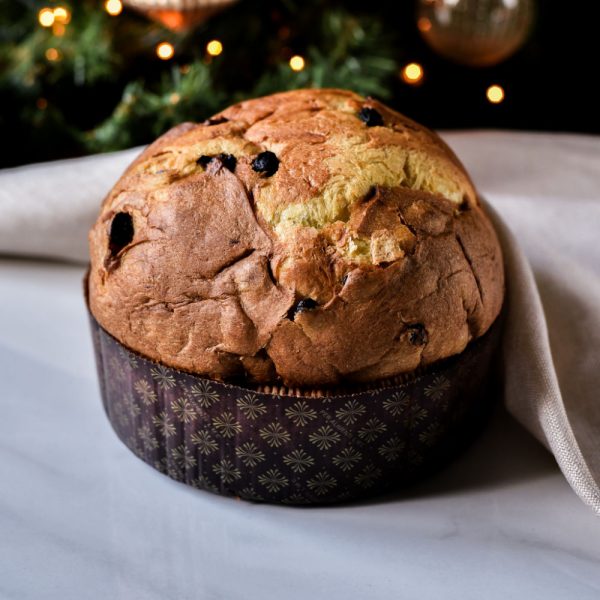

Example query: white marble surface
[1,257,600,599]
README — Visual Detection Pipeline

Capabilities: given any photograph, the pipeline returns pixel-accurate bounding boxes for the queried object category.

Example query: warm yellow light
[206,40,223,56]
[53,22,66,37]
[38,8,55,27]
[417,17,432,32]
[401,62,424,84]
[156,42,175,60]
[53,7,70,24]
[105,0,123,16]
[486,84,505,104]
[169,93,181,105]
[289,55,305,72]
[45,47,61,62]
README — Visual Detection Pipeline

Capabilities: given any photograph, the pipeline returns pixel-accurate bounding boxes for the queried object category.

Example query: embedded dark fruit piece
[457,195,470,213]
[204,116,228,126]
[252,151,279,176]
[217,153,237,172]
[197,153,237,172]
[288,298,318,320]
[109,212,134,257]
[341,273,349,285]
[358,107,384,127]
[407,324,428,346]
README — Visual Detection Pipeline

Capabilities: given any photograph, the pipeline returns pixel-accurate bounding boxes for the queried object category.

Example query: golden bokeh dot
[206,40,223,56]
[417,17,432,32]
[401,62,424,84]
[105,0,123,16]
[53,23,66,37]
[156,42,175,60]
[289,55,305,72]
[169,93,181,105]
[45,47,61,62]
[486,84,505,104]
[38,8,55,27]
[53,7,70,24]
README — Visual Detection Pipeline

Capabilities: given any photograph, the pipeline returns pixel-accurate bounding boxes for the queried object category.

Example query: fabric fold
[0,147,139,263]
[486,201,600,514]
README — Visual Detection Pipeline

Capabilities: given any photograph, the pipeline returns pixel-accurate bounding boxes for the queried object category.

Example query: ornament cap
[122,0,239,31]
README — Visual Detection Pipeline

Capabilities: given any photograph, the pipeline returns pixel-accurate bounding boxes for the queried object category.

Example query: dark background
[0,0,597,169]
[386,2,597,133]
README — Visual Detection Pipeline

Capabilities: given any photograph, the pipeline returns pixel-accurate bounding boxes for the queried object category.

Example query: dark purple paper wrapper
[88,296,501,505]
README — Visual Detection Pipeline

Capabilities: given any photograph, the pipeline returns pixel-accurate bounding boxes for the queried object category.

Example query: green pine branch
[0,0,402,164]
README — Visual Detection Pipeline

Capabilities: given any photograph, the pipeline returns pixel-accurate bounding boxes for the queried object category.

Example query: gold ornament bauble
[122,0,239,31]
[417,0,535,67]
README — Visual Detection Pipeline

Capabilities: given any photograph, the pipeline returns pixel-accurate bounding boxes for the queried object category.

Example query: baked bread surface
[88,88,504,386]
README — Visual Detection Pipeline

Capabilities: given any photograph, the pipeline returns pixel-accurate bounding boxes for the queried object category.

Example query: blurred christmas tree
[0,0,593,168]
[0,0,399,166]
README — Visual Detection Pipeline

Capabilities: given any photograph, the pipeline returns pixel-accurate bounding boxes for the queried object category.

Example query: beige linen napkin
[0,147,139,263]
[449,132,600,515]
[1,131,599,514]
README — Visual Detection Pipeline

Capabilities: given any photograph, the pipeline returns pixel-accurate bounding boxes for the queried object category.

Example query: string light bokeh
[156,42,175,60]
[206,40,223,56]
[289,55,305,72]
[105,0,123,17]
[4,0,593,170]
[32,2,515,117]
[401,63,424,85]
[45,48,61,62]
[38,8,55,27]
[486,84,505,104]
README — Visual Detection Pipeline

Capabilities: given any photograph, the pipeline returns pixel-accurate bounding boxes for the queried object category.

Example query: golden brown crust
[88,88,504,386]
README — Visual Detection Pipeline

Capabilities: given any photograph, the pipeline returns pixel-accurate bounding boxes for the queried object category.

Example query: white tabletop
[1,257,599,599]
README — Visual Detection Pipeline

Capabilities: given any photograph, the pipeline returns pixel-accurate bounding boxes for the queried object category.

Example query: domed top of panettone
[88,88,504,387]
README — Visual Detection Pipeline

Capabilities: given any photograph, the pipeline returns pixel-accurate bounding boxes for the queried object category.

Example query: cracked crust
[88,88,504,387]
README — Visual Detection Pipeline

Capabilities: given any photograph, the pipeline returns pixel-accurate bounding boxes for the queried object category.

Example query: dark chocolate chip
[407,324,428,346]
[296,298,317,312]
[341,273,349,285]
[217,153,237,172]
[197,153,237,172]
[205,116,228,126]
[252,151,279,176]
[358,107,384,127]
[109,212,134,257]
[197,155,213,168]
[288,297,317,320]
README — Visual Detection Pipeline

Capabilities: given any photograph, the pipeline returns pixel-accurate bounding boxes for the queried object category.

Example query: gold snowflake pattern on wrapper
[88,308,500,504]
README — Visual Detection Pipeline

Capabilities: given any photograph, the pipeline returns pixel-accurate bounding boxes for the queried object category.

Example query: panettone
[88,88,504,387]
